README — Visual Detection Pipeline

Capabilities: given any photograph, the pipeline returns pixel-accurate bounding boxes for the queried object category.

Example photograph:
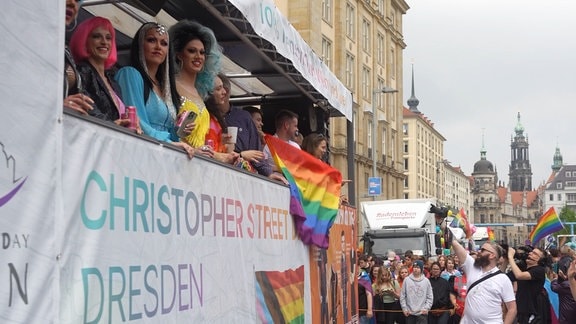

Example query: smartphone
[552,262,559,274]
[176,111,198,138]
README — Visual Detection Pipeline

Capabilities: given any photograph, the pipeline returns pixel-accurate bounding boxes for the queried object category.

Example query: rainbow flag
[487,227,495,242]
[529,207,564,245]
[264,134,342,248]
[450,208,473,238]
[358,269,372,295]
[255,266,305,324]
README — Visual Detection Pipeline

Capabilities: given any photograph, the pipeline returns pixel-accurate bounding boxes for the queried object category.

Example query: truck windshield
[371,236,427,257]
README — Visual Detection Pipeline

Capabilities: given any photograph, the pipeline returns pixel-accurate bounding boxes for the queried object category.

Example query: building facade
[441,161,472,214]
[471,120,543,246]
[544,164,576,214]
[275,0,409,206]
[402,105,446,200]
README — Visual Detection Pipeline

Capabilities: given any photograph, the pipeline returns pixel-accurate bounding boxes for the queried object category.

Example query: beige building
[274,0,410,206]
[402,106,446,200]
[440,161,472,213]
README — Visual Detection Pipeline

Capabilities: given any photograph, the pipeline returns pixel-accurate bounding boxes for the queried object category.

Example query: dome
[473,159,494,173]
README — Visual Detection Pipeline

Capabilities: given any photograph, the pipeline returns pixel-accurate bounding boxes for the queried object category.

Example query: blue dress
[115,66,178,142]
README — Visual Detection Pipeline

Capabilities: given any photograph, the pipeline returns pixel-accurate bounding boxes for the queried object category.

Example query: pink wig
[69,16,117,69]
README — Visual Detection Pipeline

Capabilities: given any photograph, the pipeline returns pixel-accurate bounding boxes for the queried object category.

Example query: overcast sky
[401,0,576,188]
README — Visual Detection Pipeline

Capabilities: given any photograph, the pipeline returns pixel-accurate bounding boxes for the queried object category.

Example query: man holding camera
[507,246,549,324]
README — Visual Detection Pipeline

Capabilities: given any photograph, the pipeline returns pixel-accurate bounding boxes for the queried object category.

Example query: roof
[80,0,352,119]
[497,187,539,208]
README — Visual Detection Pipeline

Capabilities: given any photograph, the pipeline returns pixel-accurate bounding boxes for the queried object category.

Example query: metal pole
[370,87,397,201]
[372,90,377,201]
[347,119,356,206]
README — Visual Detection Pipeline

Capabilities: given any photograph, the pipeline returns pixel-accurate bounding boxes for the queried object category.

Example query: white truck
[472,226,489,250]
[360,199,446,258]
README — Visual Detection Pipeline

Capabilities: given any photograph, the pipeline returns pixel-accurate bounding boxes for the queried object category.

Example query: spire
[552,142,563,172]
[514,111,524,136]
[407,63,420,113]
[480,128,487,160]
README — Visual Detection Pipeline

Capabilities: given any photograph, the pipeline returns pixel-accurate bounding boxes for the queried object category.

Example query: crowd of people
[356,240,576,324]
[63,0,338,186]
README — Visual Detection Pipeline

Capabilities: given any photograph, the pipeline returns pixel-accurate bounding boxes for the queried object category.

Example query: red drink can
[126,106,137,130]
[175,110,190,128]
[205,139,214,150]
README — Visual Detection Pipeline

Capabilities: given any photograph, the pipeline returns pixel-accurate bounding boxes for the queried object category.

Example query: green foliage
[557,205,576,236]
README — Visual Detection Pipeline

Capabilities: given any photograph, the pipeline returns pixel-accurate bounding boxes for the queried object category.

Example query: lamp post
[371,87,398,200]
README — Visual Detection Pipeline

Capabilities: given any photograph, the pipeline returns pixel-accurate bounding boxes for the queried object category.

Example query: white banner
[229,0,353,121]
[0,1,63,323]
[59,117,310,323]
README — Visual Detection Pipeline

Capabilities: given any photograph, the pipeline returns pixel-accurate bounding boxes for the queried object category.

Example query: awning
[82,0,353,121]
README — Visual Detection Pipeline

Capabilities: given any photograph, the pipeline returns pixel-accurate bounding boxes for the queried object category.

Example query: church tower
[472,132,500,224]
[552,144,563,173]
[508,112,533,191]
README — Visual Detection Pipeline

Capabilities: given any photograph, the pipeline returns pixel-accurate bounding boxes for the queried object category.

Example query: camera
[513,245,533,271]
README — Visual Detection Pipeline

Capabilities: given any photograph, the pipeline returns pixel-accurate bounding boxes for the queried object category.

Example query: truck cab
[360,199,445,258]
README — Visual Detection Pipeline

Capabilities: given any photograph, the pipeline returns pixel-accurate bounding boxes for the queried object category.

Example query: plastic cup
[228,126,238,144]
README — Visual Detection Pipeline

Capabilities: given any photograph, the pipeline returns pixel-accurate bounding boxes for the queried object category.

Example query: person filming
[506,246,550,324]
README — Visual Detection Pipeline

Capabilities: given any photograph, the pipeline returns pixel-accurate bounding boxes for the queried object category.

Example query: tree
[557,205,576,238]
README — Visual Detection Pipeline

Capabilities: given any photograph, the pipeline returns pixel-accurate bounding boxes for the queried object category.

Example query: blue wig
[169,20,222,99]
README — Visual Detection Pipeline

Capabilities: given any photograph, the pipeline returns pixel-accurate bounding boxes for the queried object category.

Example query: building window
[378,0,385,16]
[321,0,332,24]
[345,3,355,40]
[558,194,562,201]
[321,37,332,68]
[377,33,385,65]
[549,194,554,201]
[362,18,370,52]
[404,176,408,188]
[376,78,385,110]
[381,127,386,162]
[362,66,370,99]
[567,171,572,177]
[391,133,396,164]
[403,123,408,135]
[389,47,396,78]
[345,53,355,89]
[557,182,563,189]
[368,119,373,158]
[567,193,576,202]
[404,158,408,170]
[403,141,408,153]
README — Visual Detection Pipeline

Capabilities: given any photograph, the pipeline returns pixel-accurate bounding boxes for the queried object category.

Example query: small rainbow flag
[358,269,372,295]
[255,266,305,324]
[450,208,473,238]
[487,227,495,242]
[264,134,342,248]
[529,207,564,245]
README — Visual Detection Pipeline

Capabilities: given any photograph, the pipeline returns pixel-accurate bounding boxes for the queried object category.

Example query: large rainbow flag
[255,266,305,324]
[450,208,473,238]
[264,134,342,248]
[529,207,564,245]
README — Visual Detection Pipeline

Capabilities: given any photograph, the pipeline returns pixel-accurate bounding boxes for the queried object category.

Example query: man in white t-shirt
[452,239,516,324]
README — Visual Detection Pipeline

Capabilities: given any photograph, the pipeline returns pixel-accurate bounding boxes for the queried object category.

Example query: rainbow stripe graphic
[264,135,342,248]
[529,207,564,245]
[255,266,305,324]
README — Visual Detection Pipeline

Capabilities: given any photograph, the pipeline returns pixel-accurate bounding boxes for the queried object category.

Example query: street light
[371,87,398,200]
